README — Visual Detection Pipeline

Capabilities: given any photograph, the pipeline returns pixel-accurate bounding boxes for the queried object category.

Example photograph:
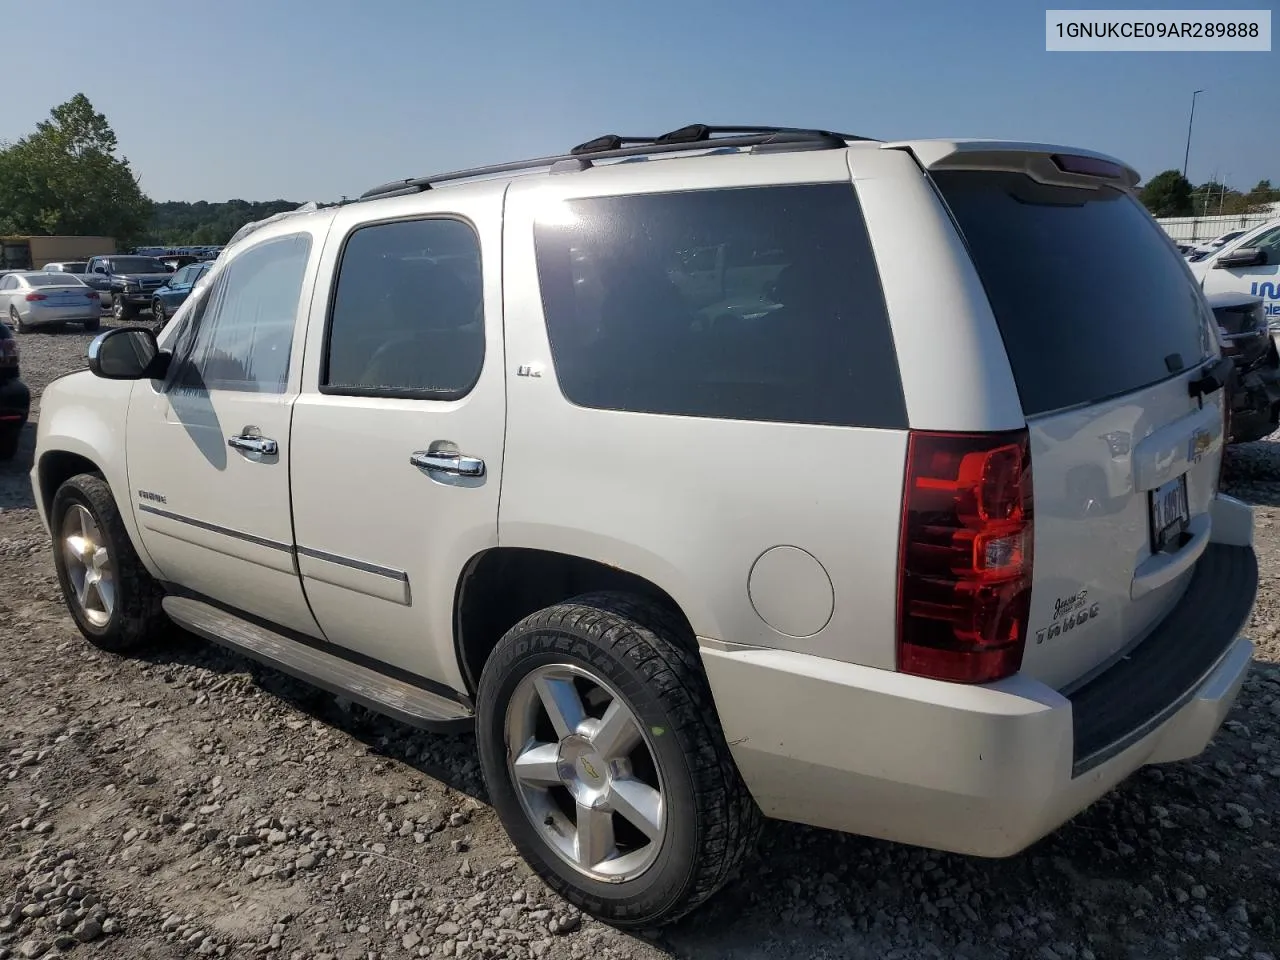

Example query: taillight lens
[24,292,47,302]
[897,429,1034,684]
[84,290,99,299]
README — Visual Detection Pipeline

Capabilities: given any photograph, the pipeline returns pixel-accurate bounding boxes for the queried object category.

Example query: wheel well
[455,548,695,695]
[38,451,101,522]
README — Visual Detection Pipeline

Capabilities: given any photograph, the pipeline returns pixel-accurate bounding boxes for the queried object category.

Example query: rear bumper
[701,537,1257,858]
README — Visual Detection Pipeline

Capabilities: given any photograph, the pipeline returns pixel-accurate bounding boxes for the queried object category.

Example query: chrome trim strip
[295,545,409,583]
[136,503,293,554]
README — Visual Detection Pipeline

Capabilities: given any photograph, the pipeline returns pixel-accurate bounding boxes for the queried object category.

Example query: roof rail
[358,124,875,201]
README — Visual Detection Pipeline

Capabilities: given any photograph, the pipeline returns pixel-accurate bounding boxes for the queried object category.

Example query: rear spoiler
[881,139,1141,190]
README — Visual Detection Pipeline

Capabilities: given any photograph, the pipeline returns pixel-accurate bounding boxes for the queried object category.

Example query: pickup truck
[82,255,173,320]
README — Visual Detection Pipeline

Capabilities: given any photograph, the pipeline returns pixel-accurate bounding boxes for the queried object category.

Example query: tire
[476,592,761,927]
[83,316,100,332]
[0,424,20,461]
[9,306,27,334]
[152,300,166,327]
[50,473,167,653]
[111,296,137,321]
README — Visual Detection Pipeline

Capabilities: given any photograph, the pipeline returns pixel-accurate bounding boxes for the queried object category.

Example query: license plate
[1149,474,1190,553]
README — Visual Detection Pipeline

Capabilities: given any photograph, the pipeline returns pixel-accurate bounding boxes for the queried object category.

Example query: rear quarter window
[932,170,1216,416]
[533,183,906,428]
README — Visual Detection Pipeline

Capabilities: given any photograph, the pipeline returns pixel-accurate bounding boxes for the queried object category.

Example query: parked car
[41,261,90,276]
[32,126,1257,928]
[1188,229,1248,261]
[151,261,212,327]
[0,271,102,332]
[159,254,201,272]
[1209,291,1280,443]
[1189,216,1280,348]
[0,320,30,460]
[82,255,174,320]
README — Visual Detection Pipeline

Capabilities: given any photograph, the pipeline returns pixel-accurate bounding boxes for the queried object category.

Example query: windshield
[109,257,168,273]
[26,273,86,287]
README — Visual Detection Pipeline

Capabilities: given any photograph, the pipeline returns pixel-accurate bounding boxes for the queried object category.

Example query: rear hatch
[926,155,1223,691]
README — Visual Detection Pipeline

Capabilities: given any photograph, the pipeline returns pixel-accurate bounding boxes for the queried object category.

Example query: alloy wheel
[62,504,115,628]
[505,664,666,882]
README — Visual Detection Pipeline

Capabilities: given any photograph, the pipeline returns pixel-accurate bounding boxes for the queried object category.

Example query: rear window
[533,183,906,428]
[933,170,1216,417]
[26,273,85,287]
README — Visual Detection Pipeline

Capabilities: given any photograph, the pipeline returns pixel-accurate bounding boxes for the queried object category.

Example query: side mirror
[87,328,168,380]
[1215,247,1266,269]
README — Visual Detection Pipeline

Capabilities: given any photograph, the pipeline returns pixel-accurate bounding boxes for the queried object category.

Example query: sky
[2,0,1275,203]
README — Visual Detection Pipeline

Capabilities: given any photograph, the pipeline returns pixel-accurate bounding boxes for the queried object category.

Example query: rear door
[928,159,1224,690]
[289,187,506,691]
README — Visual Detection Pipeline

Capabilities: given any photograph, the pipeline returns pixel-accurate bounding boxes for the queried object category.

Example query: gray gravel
[2,323,1280,959]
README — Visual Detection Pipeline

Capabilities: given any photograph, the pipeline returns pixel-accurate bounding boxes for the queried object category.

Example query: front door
[289,195,506,692]
[126,227,326,636]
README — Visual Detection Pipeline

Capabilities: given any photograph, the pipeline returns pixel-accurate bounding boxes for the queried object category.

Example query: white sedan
[0,272,103,333]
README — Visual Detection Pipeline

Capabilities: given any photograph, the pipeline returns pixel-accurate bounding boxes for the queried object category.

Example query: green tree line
[4,94,1278,249]
[1139,169,1279,219]
[0,94,312,247]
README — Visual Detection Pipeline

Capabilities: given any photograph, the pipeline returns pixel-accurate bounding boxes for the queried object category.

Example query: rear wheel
[476,592,760,927]
[83,316,100,332]
[50,473,168,652]
[9,306,27,334]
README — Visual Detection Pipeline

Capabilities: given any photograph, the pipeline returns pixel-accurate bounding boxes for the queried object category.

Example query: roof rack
[358,124,875,201]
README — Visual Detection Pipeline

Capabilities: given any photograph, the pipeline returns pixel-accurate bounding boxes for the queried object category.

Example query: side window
[533,184,906,428]
[173,266,194,286]
[169,233,312,394]
[1252,227,1280,263]
[323,217,484,399]
[0,276,15,291]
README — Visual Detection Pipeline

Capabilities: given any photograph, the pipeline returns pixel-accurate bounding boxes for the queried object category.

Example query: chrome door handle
[409,450,485,477]
[228,435,278,456]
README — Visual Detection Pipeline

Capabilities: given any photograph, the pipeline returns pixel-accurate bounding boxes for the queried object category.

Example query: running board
[162,596,473,732]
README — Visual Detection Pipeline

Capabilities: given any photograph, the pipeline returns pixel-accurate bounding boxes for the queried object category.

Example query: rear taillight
[897,429,1034,684]
[85,290,99,299]
[24,292,46,302]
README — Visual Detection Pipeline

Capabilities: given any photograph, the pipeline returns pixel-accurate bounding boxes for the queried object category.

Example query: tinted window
[533,184,905,428]
[1250,225,1280,263]
[108,257,167,273]
[170,233,311,394]
[26,274,85,287]
[324,218,484,398]
[933,170,1216,416]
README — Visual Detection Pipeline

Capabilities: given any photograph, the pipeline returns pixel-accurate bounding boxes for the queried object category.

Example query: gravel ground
[3,323,1280,960]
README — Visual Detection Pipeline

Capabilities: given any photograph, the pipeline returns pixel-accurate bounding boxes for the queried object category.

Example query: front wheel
[111,296,137,321]
[50,473,168,652]
[152,300,166,327]
[476,592,760,927]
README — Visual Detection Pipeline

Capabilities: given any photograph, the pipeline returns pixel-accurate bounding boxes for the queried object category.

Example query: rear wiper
[1188,357,1234,405]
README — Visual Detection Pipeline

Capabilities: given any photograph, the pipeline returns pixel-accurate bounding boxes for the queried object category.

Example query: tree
[0,94,152,245]
[1139,169,1194,217]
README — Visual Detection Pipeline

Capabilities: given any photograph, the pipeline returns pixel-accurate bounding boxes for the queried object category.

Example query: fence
[1156,212,1276,244]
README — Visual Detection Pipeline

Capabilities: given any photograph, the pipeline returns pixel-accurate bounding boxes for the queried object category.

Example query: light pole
[1183,89,1203,179]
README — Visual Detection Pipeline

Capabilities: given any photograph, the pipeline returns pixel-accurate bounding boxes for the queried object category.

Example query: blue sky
[3,0,1275,202]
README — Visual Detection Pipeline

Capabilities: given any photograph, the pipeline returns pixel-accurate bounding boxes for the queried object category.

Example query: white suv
[31,125,1258,927]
